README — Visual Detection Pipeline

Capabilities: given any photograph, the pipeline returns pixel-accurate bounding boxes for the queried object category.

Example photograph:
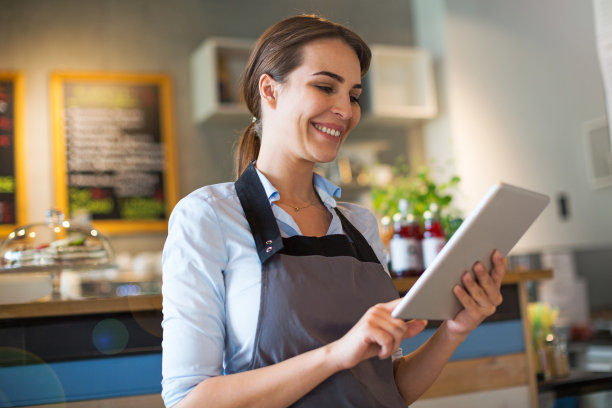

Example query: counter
[0,270,550,320]
[0,293,164,407]
[538,370,612,398]
[0,270,551,407]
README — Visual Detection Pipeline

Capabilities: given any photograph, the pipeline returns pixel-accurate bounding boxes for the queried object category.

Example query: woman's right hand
[327,299,428,371]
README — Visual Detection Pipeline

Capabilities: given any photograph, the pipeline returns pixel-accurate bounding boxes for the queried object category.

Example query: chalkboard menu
[0,73,26,237]
[51,73,177,234]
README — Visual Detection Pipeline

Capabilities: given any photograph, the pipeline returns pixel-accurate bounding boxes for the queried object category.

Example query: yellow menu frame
[50,72,178,235]
[0,72,27,237]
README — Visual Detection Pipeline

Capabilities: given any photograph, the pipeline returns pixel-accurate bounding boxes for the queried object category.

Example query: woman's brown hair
[234,14,371,178]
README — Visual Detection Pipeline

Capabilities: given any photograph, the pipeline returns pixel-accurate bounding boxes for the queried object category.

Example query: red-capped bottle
[389,199,424,277]
[422,204,446,269]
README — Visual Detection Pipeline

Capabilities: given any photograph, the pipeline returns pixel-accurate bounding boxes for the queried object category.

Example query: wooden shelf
[393,269,552,293]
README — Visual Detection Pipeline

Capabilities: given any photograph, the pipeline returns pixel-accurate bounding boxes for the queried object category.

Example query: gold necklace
[277,198,318,212]
[279,201,313,212]
[290,203,312,212]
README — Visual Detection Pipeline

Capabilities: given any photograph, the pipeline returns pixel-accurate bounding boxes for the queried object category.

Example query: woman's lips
[312,122,345,138]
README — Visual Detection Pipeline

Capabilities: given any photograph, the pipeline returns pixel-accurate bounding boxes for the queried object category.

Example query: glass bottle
[422,204,446,269]
[389,199,423,277]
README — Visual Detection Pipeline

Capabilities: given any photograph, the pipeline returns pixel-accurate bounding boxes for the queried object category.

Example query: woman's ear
[259,73,277,109]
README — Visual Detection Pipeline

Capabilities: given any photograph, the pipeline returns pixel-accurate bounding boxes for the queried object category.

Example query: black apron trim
[279,234,379,264]
[235,162,284,264]
[334,208,381,264]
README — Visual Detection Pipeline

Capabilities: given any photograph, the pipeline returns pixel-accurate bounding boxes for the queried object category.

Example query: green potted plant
[370,159,463,240]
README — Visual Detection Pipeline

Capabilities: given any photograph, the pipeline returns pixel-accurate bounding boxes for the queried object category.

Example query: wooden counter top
[1,270,551,320]
[0,294,162,320]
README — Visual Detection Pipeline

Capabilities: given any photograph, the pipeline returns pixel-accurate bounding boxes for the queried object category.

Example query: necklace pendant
[293,207,300,212]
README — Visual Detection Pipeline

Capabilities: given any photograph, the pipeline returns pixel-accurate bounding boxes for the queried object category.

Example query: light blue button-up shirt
[161,169,391,407]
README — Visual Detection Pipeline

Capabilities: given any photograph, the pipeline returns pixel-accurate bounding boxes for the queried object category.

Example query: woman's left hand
[446,250,506,338]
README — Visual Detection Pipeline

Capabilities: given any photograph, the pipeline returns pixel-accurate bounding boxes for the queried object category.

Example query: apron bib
[235,163,406,408]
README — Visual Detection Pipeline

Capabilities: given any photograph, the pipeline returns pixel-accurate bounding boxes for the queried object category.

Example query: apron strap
[235,162,284,264]
[235,161,381,265]
[333,208,381,264]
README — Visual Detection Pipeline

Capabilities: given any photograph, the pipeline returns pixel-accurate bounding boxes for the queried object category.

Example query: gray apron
[235,162,406,407]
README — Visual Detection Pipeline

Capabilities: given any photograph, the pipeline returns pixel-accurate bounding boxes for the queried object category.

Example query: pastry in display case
[0,209,116,303]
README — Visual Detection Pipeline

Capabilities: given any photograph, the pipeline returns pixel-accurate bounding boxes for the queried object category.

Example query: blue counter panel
[0,321,525,406]
[0,353,161,407]
[400,319,525,360]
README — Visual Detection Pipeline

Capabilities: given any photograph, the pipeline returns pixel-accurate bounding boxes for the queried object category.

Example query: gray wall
[415,0,612,252]
[413,0,612,312]
[0,0,414,251]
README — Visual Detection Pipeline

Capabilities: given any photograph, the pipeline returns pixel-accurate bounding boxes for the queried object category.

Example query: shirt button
[266,246,273,253]
[265,240,273,245]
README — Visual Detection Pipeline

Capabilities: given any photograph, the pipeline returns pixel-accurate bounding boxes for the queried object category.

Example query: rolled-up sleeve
[161,194,228,407]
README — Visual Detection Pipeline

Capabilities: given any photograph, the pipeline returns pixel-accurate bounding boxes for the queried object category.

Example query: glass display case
[0,209,117,303]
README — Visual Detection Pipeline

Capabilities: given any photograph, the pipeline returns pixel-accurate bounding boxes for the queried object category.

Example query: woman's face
[265,38,363,165]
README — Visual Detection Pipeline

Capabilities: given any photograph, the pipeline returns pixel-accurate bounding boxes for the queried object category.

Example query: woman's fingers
[472,262,503,307]
[366,306,407,357]
[372,328,397,358]
[376,298,403,312]
[403,319,428,339]
[490,250,506,287]
[471,251,506,307]
[455,250,507,318]
[361,300,427,359]
[447,249,507,337]
[453,283,477,311]
[461,269,494,313]
[372,319,427,358]
[335,298,422,369]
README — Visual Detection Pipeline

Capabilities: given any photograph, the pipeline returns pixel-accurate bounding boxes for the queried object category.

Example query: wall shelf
[190,37,254,123]
[363,45,437,123]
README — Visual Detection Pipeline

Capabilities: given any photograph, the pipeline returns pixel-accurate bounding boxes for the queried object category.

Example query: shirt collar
[254,167,341,208]
[313,172,341,207]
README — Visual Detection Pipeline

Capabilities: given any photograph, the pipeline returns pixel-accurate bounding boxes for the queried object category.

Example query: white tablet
[391,182,550,321]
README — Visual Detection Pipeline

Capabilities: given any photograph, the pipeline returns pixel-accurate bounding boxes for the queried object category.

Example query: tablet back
[391,182,549,321]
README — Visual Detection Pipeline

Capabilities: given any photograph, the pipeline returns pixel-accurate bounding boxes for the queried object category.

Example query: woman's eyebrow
[312,71,362,89]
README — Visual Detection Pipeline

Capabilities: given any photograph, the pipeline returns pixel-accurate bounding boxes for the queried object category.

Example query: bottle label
[422,237,446,269]
[390,237,423,273]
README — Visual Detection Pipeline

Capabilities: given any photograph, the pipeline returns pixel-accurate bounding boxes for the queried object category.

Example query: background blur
[1,0,611,312]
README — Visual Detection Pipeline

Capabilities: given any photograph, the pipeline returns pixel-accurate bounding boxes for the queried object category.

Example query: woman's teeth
[314,124,341,137]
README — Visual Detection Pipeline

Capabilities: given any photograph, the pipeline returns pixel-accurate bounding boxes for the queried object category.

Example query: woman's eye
[316,84,360,105]
[316,85,334,94]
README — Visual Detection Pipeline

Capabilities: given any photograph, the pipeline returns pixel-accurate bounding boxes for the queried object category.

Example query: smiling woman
[161,14,507,408]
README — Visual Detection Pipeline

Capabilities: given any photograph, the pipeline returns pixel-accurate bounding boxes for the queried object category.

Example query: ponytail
[235,120,261,178]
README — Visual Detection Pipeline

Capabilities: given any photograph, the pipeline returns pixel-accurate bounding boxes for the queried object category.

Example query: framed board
[0,72,27,237]
[51,72,178,234]
[582,117,612,189]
